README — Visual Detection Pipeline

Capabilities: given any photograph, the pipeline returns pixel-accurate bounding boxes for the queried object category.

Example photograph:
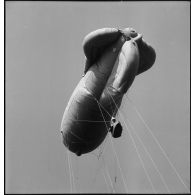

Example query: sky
[6,1,190,193]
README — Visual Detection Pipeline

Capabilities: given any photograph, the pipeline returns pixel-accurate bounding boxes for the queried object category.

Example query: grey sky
[6,1,190,193]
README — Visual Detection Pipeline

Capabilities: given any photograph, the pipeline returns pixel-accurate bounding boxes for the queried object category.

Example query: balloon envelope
[60,28,156,156]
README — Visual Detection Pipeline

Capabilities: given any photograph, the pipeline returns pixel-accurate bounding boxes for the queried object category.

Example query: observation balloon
[60,27,156,156]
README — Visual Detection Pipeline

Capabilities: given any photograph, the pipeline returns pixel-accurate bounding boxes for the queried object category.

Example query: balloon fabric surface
[60,27,156,156]
[6,2,190,194]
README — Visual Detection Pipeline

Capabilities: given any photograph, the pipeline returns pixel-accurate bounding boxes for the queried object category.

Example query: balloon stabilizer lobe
[60,27,156,156]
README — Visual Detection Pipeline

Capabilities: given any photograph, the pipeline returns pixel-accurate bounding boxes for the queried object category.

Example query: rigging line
[91,135,110,187]
[91,143,107,185]
[102,169,110,193]
[95,106,115,159]
[106,89,156,193]
[107,90,115,115]
[90,97,113,159]
[91,157,102,186]
[96,100,129,193]
[91,138,114,192]
[121,101,170,193]
[67,146,76,193]
[130,124,170,193]
[74,155,79,186]
[110,143,118,193]
[67,150,73,193]
[104,164,116,193]
[126,95,190,193]
[69,151,76,193]
[70,154,76,193]
[73,119,111,122]
[102,155,116,193]
[98,133,109,159]
[96,99,113,118]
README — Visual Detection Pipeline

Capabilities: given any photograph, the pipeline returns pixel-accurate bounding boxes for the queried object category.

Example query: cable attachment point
[109,117,123,138]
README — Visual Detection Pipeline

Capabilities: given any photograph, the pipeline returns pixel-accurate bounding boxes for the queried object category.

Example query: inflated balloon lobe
[61,27,156,156]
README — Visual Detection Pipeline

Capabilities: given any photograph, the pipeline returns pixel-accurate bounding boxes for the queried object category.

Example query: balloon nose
[76,150,82,156]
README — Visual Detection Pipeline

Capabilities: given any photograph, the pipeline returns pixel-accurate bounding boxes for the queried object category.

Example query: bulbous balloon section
[60,27,156,156]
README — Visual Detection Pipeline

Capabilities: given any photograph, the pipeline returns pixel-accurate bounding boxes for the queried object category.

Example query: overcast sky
[6,1,190,193]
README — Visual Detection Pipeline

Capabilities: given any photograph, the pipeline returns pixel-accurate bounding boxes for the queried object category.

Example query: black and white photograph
[5,1,190,194]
